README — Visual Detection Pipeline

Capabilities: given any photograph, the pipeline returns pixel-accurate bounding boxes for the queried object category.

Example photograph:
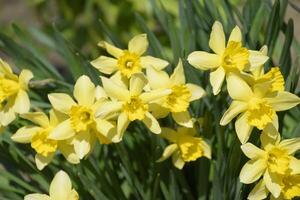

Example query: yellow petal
[143,112,161,134]
[96,101,123,118]
[261,123,280,147]
[13,90,30,114]
[210,67,225,95]
[161,127,178,142]
[140,56,169,70]
[187,51,221,70]
[95,86,108,100]
[24,194,51,200]
[11,126,41,143]
[172,111,193,128]
[170,60,185,85]
[263,170,281,198]
[90,56,118,74]
[266,91,300,111]
[48,119,75,140]
[48,93,76,114]
[248,179,268,200]
[74,75,96,106]
[235,113,253,144]
[20,112,49,127]
[228,25,242,42]
[72,131,91,159]
[279,138,300,155]
[0,107,16,126]
[172,151,185,169]
[115,112,130,142]
[149,103,170,119]
[128,34,148,55]
[241,143,266,159]
[140,89,171,103]
[95,119,115,138]
[59,142,80,164]
[35,153,54,171]
[101,76,130,101]
[49,170,72,200]
[129,73,148,96]
[156,144,178,162]
[186,83,206,101]
[227,73,253,101]
[209,21,226,55]
[18,69,33,89]
[146,66,170,89]
[202,140,212,159]
[98,41,123,58]
[239,159,266,184]
[220,101,247,125]
[289,157,300,174]
[249,50,269,69]
[49,109,68,127]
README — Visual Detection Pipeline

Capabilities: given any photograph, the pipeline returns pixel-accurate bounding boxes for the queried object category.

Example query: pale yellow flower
[240,124,300,198]
[0,58,33,127]
[48,75,115,159]
[91,34,169,78]
[157,127,211,169]
[97,73,171,142]
[146,60,206,127]
[11,110,80,170]
[187,21,268,95]
[24,170,78,200]
[220,73,300,144]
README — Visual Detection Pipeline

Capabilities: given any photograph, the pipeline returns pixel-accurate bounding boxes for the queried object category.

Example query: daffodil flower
[240,124,300,198]
[187,21,269,95]
[11,110,80,170]
[98,73,171,142]
[91,34,169,78]
[48,75,115,159]
[248,174,300,200]
[220,73,300,143]
[146,60,206,127]
[157,127,211,169]
[25,170,78,200]
[0,59,33,127]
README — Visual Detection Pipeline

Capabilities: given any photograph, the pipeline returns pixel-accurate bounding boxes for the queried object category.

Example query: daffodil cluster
[188,21,300,199]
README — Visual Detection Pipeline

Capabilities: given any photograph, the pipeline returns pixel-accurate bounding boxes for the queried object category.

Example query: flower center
[117,51,141,78]
[123,96,148,121]
[177,136,203,162]
[281,175,300,199]
[163,85,191,112]
[256,67,284,92]
[222,41,249,71]
[246,98,275,130]
[31,129,58,157]
[70,105,94,132]
[0,76,20,103]
[266,146,290,174]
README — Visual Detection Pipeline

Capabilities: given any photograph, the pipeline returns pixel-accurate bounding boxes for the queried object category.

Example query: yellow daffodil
[240,124,300,198]
[48,75,115,159]
[248,174,300,200]
[146,60,206,127]
[11,110,80,170]
[0,58,33,127]
[98,73,171,142]
[24,170,78,200]
[220,73,300,143]
[157,127,211,169]
[187,21,269,95]
[91,34,169,78]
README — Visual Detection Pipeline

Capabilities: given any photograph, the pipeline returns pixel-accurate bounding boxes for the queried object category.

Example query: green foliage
[0,0,299,199]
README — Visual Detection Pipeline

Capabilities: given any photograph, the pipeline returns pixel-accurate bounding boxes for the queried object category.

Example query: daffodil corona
[146,60,206,127]
[24,170,79,200]
[157,127,211,169]
[91,34,169,78]
[187,21,268,95]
